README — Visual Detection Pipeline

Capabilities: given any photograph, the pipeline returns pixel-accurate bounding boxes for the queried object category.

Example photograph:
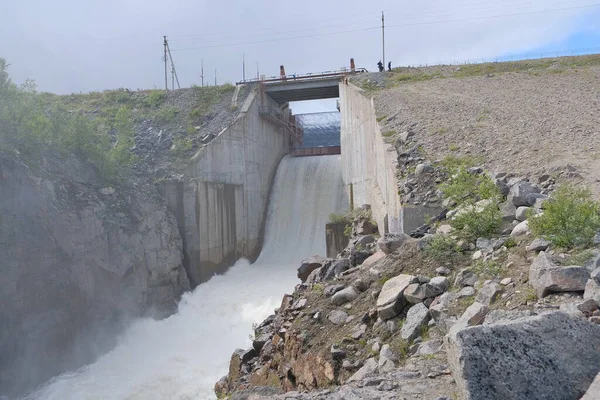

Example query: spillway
[23,155,347,400]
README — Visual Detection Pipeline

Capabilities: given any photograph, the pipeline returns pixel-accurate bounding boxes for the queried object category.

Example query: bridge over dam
[161,63,414,287]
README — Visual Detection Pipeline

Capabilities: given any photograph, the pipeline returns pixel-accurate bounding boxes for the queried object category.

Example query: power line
[170,2,600,52]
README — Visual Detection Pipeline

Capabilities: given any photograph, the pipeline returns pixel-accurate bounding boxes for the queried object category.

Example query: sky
[1,0,599,113]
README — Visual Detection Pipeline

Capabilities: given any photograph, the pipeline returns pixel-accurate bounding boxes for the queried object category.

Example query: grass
[471,259,503,279]
[423,235,463,263]
[568,249,597,267]
[528,184,600,249]
[382,130,396,137]
[328,213,349,224]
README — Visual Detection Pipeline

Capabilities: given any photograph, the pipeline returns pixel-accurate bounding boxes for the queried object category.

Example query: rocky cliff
[0,151,189,396]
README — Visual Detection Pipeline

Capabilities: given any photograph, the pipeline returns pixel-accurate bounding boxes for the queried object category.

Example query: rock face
[529,252,590,297]
[376,274,418,320]
[446,312,600,400]
[0,154,189,396]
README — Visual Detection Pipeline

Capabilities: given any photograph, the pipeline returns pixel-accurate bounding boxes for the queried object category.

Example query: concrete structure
[339,82,403,233]
[326,223,349,258]
[265,78,340,104]
[161,90,290,286]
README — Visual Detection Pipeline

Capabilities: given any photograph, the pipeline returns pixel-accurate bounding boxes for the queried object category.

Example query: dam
[7,64,407,399]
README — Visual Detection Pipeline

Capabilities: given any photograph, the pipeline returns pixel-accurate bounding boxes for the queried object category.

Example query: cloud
[1,0,598,93]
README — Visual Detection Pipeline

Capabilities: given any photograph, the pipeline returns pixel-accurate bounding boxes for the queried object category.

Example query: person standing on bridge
[388,61,392,72]
[377,60,384,72]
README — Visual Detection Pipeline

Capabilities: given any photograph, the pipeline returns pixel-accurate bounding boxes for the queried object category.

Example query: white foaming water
[25,155,347,400]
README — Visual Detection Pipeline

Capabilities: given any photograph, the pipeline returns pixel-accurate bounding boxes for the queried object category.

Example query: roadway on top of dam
[238,69,367,104]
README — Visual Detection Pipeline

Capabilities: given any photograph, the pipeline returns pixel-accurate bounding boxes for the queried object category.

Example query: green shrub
[423,234,462,263]
[471,259,502,278]
[153,106,178,123]
[145,90,166,108]
[450,202,502,240]
[528,185,600,248]
[440,166,501,206]
[328,213,349,224]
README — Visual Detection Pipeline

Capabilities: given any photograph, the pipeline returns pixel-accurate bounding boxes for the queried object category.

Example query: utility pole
[165,39,181,90]
[214,68,217,86]
[200,59,205,87]
[256,62,259,80]
[382,11,386,69]
[163,36,168,90]
[243,53,246,81]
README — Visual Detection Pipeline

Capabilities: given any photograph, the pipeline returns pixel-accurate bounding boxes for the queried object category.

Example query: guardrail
[237,68,368,85]
[291,146,341,157]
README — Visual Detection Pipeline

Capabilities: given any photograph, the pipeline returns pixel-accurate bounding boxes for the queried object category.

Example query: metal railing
[237,68,368,85]
[258,105,303,144]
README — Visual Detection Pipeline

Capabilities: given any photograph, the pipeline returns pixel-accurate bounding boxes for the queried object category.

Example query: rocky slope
[217,55,600,400]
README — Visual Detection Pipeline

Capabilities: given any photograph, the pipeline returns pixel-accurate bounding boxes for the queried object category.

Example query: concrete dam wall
[161,89,290,287]
[339,82,403,233]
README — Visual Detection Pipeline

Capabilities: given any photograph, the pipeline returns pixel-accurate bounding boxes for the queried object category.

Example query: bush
[423,234,462,263]
[145,90,166,108]
[439,166,500,206]
[471,259,502,278]
[328,213,349,224]
[450,202,502,240]
[528,185,600,248]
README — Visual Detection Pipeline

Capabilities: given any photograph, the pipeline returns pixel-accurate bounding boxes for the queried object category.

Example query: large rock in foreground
[446,311,600,400]
[529,251,590,298]
[376,274,418,320]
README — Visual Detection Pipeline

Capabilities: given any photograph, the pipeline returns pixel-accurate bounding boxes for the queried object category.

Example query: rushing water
[25,155,347,400]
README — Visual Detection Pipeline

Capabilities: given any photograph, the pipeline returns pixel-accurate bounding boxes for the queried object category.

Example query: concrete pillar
[326,223,349,258]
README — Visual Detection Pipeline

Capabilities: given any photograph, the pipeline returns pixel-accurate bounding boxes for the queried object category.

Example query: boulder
[584,277,600,305]
[377,233,411,254]
[436,267,451,276]
[400,303,430,341]
[356,235,376,246]
[581,372,600,400]
[510,220,530,237]
[348,357,378,382]
[404,283,437,304]
[483,309,534,325]
[515,206,531,222]
[298,256,329,282]
[355,219,376,235]
[376,274,418,320]
[495,180,510,197]
[525,193,548,207]
[415,163,434,175]
[559,302,585,318]
[529,252,590,298]
[324,284,346,298]
[378,344,397,373]
[362,250,385,267]
[499,201,516,222]
[508,181,541,207]
[446,312,600,400]
[332,286,360,306]
[429,276,450,295]
[415,339,443,356]
[328,310,349,325]
[448,302,489,335]
[323,258,351,280]
[454,268,477,287]
[526,238,551,252]
[475,282,503,306]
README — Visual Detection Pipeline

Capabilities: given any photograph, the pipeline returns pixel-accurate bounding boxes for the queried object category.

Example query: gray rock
[454,269,477,287]
[331,345,347,360]
[415,163,434,175]
[499,201,516,222]
[592,267,600,284]
[483,309,534,325]
[328,310,349,325]
[515,206,531,221]
[352,324,368,340]
[508,181,541,207]
[475,282,503,306]
[495,180,510,197]
[526,238,551,252]
[429,304,458,334]
[401,303,430,341]
[386,319,399,334]
[559,302,585,318]
[378,344,397,373]
[446,312,600,400]
[584,278,600,305]
[578,298,598,313]
[458,286,476,297]
[436,267,451,276]
[298,256,329,282]
[510,220,530,237]
[583,252,600,272]
[525,192,548,207]
[415,339,443,356]
[348,357,378,382]
[324,284,346,298]
[353,278,369,292]
[324,258,351,280]
[581,372,600,400]
[376,274,418,320]
[594,232,600,246]
[449,302,489,335]
[332,286,360,306]
[404,283,437,304]
[475,238,492,250]
[377,233,411,254]
[429,276,450,295]
[529,252,590,297]
[356,235,376,246]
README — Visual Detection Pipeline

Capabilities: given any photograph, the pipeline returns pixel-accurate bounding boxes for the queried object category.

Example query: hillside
[363,54,600,195]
